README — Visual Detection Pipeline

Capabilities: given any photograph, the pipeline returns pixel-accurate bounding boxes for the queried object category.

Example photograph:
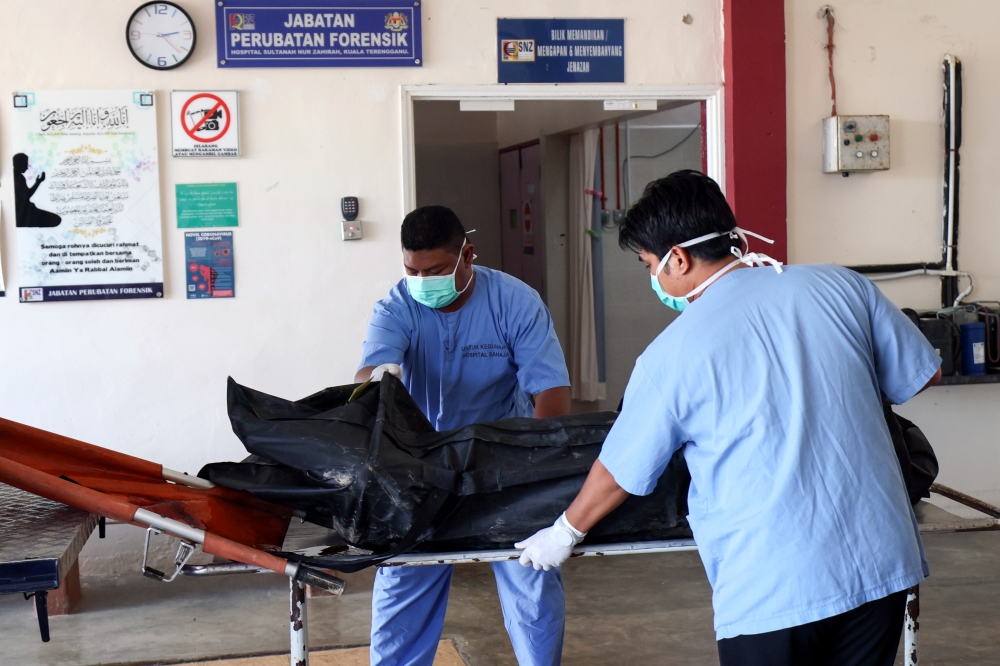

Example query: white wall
[598,104,702,410]
[542,135,571,352]
[786,1,1000,503]
[0,1,723,477]
[624,103,702,203]
[414,101,502,269]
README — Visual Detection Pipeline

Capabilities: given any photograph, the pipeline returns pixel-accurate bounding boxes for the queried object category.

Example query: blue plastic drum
[960,322,987,375]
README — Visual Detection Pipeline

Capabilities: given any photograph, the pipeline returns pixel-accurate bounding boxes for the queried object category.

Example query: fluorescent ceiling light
[604,99,658,111]
[460,99,516,112]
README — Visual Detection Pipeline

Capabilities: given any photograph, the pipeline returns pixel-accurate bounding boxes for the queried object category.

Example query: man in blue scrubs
[357,205,572,666]
[516,171,942,665]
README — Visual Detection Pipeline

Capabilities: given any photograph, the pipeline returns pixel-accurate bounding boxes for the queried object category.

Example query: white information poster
[11,90,163,303]
[170,90,240,158]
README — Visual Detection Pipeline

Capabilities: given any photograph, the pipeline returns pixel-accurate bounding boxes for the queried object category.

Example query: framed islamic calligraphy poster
[11,90,164,303]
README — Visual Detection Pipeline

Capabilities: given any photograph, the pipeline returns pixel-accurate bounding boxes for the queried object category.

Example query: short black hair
[401,205,467,254]
[618,170,739,261]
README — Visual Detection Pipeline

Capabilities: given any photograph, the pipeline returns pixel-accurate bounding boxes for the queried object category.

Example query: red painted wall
[723,0,788,263]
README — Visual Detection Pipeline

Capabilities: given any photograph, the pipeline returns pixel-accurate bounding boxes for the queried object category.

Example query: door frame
[400,84,725,215]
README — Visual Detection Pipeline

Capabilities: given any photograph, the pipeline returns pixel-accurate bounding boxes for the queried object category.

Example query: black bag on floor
[199,376,692,571]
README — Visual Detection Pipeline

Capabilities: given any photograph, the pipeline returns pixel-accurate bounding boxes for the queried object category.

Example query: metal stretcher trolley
[1,480,996,665]
[1,406,996,666]
[176,482,1000,666]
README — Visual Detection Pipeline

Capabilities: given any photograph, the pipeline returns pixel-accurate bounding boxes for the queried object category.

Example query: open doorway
[409,91,717,411]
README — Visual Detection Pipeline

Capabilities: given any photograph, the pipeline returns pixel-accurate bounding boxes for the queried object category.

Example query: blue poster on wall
[216,0,421,68]
[185,231,235,299]
[497,19,624,83]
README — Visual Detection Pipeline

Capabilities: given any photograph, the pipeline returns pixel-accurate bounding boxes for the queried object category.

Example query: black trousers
[717,591,908,666]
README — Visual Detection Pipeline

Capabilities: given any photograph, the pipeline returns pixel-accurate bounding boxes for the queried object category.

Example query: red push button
[870,134,879,141]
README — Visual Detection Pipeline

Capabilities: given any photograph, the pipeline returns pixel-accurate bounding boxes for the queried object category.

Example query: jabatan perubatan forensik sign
[216,0,422,68]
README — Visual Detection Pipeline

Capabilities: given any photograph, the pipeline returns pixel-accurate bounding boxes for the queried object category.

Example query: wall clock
[127,2,196,70]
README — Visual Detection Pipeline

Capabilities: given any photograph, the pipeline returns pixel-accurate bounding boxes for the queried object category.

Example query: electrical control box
[341,220,362,240]
[823,115,890,173]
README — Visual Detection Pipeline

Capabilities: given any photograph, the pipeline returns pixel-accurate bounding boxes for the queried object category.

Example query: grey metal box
[341,219,363,240]
[823,115,890,173]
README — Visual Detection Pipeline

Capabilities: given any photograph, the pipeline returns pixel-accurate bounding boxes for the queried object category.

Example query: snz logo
[229,13,255,30]
[501,39,535,62]
[20,287,43,302]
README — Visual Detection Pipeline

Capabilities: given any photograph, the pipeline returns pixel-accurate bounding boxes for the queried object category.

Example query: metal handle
[141,528,196,583]
[295,566,346,597]
[142,566,166,582]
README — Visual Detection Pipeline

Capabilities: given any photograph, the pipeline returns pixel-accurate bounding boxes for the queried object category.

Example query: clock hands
[158,33,181,52]
[135,31,187,38]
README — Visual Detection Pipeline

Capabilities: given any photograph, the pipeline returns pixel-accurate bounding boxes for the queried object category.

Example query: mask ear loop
[654,251,671,277]
[662,226,785,280]
[455,239,476,293]
[728,228,784,274]
[730,227,774,254]
[460,231,478,261]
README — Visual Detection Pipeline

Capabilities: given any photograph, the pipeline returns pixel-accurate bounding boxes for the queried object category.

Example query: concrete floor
[1,532,999,665]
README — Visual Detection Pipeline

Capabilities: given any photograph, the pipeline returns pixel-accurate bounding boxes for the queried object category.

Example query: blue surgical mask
[406,240,473,309]
[649,227,783,311]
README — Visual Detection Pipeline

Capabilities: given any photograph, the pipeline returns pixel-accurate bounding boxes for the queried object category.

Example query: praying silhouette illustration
[13,153,61,228]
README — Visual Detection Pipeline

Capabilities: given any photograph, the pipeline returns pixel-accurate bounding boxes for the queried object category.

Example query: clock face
[127,2,196,70]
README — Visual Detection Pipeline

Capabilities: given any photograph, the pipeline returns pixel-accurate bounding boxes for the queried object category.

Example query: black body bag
[199,376,692,571]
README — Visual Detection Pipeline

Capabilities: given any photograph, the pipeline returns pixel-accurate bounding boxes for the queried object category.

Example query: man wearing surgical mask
[356,205,572,666]
[516,171,942,666]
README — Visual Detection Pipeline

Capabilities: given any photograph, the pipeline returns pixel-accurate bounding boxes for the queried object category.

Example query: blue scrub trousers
[370,561,565,666]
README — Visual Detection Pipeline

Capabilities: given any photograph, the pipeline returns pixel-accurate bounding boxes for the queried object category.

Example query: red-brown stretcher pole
[0,454,297,578]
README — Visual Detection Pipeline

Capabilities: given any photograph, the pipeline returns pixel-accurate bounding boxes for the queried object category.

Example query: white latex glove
[370,363,403,382]
[515,512,586,571]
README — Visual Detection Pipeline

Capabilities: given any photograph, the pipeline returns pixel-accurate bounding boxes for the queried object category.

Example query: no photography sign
[171,90,240,157]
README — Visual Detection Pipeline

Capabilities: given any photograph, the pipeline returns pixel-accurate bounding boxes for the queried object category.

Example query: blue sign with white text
[216,0,421,68]
[497,19,624,83]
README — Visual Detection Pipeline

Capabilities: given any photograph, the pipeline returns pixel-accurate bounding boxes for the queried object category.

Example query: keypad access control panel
[823,115,890,173]
[340,196,362,240]
[341,196,359,221]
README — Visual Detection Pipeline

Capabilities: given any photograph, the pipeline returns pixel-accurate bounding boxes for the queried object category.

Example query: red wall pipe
[723,0,788,263]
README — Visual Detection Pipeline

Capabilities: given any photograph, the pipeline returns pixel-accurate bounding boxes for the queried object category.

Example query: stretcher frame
[176,482,1000,666]
[5,416,990,664]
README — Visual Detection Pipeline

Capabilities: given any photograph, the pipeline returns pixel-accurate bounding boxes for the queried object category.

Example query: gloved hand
[515,512,586,571]
[370,364,403,382]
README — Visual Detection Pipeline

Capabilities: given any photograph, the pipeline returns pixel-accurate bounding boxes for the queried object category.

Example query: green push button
[855,134,864,142]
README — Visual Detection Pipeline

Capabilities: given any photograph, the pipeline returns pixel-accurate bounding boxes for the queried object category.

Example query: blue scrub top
[599,264,940,640]
[360,266,570,430]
